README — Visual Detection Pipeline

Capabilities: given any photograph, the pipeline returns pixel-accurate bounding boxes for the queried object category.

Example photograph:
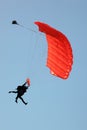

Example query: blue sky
[0,0,87,130]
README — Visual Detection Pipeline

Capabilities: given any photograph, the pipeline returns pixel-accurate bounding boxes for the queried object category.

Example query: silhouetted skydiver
[9,82,30,105]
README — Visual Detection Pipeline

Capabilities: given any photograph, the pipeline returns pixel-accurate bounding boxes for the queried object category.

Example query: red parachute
[26,78,30,86]
[34,21,73,79]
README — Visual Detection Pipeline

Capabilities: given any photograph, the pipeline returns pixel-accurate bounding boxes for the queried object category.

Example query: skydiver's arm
[22,82,29,88]
[22,82,27,86]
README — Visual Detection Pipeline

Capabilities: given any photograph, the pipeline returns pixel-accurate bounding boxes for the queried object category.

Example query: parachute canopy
[35,21,73,79]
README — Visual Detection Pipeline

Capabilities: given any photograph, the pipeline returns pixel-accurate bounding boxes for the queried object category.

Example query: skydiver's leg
[19,96,28,105]
[9,91,17,93]
[15,95,19,103]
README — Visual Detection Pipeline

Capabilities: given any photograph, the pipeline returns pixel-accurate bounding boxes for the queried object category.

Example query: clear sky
[0,0,87,130]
